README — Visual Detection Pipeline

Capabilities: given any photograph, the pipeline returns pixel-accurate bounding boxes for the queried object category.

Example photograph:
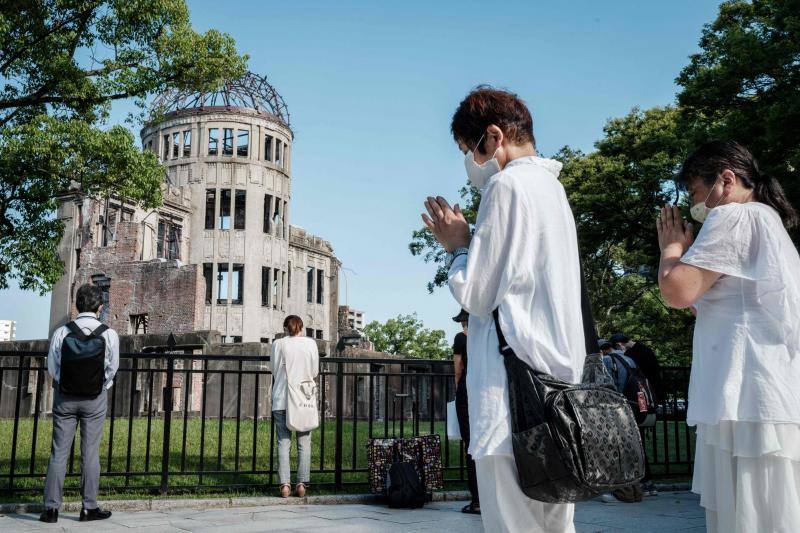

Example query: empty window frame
[264,134,273,161]
[232,264,244,304]
[222,128,233,156]
[275,139,282,166]
[315,330,323,340]
[306,328,314,338]
[130,314,148,335]
[287,262,292,299]
[283,201,288,238]
[273,197,282,236]
[208,128,219,156]
[147,140,153,153]
[316,269,324,304]
[263,194,273,233]
[172,132,179,158]
[219,189,231,229]
[157,219,181,260]
[203,263,213,304]
[205,189,216,229]
[217,263,229,304]
[182,130,191,157]
[233,189,246,230]
[261,267,270,307]
[306,267,314,303]
[163,134,170,160]
[237,129,249,157]
[272,269,279,309]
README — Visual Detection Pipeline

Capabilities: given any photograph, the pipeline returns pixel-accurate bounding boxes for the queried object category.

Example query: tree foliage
[362,314,452,360]
[0,0,248,292]
[409,0,800,366]
[676,0,800,236]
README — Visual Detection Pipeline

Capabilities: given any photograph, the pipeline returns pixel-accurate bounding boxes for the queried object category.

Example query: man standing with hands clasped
[40,283,119,524]
[422,86,586,533]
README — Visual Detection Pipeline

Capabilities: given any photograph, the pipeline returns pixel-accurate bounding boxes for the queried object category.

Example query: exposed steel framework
[151,71,290,126]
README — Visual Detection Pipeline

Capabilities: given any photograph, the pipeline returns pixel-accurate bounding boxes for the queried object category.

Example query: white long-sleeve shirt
[270,335,320,411]
[448,156,586,460]
[47,312,120,390]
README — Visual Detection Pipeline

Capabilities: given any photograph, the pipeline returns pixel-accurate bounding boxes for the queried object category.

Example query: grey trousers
[272,410,311,485]
[44,388,107,510]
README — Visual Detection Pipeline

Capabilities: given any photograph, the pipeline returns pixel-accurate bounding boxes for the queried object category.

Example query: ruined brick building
[49,72,340,344]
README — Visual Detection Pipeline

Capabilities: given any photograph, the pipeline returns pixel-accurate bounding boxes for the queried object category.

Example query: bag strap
[65,321,88,341]
[493,259,599,359]
[90,324,109,338]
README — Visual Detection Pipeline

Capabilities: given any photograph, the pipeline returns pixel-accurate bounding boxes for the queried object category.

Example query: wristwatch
[446,247,470,269]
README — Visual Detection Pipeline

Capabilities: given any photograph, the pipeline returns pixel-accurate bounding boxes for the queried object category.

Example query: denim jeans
[272,410,312,485]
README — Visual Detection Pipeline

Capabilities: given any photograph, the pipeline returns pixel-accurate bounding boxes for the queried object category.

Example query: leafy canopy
[362,314,452,360]
[0,0,248,292]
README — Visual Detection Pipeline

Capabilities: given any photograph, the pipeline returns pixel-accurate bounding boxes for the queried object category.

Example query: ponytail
[755,174,798,229]
[678,140,799,229]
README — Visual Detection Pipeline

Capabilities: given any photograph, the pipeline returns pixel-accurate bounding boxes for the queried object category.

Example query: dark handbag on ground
[493,269,645,503]
[59,321,108,397]
[367,435,443,495]
[386,446,426,509]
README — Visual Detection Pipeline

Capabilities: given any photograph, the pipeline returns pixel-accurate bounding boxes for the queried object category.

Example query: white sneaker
[600,492,617,503]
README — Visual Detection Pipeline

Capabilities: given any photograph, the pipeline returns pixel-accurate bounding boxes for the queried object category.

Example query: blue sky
[1,0,723,341]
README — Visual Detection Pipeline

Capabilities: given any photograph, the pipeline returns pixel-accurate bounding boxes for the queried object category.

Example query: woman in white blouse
[271,315,319,498]
[657,140,800,532]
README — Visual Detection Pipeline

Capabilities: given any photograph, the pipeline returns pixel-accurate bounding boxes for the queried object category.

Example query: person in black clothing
[452,309,479,514]
[610,332,661,496]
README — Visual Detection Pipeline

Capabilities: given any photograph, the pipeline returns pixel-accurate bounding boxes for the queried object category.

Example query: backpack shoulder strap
[90,324,109,338]
[64,321,88,340]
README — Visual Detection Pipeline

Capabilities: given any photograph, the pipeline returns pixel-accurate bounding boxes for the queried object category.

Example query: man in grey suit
[40,283,119,523]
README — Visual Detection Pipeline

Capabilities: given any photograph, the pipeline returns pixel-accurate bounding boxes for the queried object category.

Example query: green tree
[676,0,800,233]
[0,0,248,292]
[408,108,695,364]
[362,314,452,359]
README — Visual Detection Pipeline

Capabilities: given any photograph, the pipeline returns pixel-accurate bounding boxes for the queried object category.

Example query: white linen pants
[476,455,575,533]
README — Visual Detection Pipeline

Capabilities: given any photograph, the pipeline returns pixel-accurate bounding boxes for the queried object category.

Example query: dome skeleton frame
[150,72,290,127]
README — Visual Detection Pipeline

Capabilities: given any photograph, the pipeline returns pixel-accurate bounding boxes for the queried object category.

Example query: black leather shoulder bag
[493,269,645,503]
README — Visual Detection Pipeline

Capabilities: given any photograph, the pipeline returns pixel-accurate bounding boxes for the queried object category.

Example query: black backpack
[386,447,426,509]
[608,353,657,427]
[59,321,108,397]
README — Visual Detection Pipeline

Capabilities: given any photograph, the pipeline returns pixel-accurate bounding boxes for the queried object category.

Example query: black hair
[677,140,798,229]
[75,284,104,313]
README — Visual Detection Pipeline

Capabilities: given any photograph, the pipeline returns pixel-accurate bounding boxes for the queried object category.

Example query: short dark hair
[283,315,304,336]
[451,85,535,154]
[75,284,104,313]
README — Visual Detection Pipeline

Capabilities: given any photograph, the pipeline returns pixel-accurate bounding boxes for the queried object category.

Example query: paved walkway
[1,492,704,532]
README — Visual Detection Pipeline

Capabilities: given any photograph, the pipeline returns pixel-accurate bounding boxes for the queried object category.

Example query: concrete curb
[0,491,472,515]
[1,486,692,515]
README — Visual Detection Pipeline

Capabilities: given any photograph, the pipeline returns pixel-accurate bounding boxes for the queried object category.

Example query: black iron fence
[0,351,693,497]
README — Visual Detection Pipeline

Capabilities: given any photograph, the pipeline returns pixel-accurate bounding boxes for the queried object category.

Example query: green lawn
[0,417,694,501]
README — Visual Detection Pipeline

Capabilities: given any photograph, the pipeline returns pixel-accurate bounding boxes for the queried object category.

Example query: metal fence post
[334,362,344,489]
[159,334,176,495]
[8,354,26,497]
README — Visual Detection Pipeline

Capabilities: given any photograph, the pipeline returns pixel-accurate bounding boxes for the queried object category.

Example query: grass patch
[0,416,693,502]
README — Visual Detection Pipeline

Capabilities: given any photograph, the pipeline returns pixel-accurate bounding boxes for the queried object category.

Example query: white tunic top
[270,336,319,411]
[681,202,800,426]
[448,156,587,460]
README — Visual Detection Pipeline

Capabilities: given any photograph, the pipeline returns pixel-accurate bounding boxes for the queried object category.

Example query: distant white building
[0,320,16,342]
[347,308,365,331]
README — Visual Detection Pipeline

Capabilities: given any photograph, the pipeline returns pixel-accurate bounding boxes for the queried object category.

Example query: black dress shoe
[38,508,58,523]
[79,507,112,521]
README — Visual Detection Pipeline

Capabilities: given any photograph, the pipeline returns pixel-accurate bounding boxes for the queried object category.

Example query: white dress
[681,202,800,533]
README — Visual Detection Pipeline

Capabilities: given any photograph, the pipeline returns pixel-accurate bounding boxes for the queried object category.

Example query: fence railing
[0,351,693,497]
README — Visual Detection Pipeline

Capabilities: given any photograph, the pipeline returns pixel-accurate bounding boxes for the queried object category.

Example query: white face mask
[690,177,726,223]
[464,134,501,189]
